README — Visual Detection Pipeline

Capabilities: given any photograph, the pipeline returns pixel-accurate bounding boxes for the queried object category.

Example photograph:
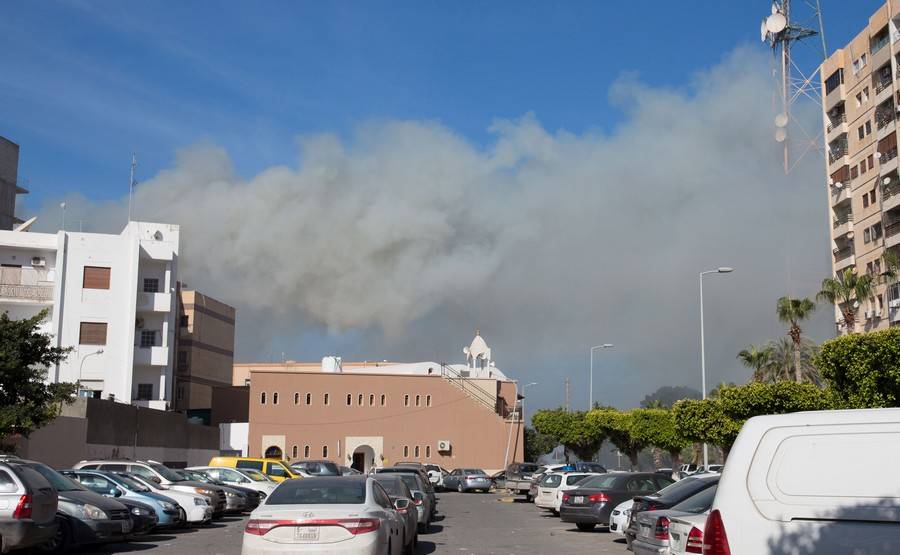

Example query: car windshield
[115,474,150,492]
[241,469,270,482]
[30,463,85,492]
[671,484,718,513]
[580,475,620,489]
[266,479,367,505]
[541,474,562,487]
[148,463,184,482]
[464,469,486,475]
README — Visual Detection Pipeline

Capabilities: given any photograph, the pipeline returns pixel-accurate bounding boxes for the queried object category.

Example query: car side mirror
[110,488,122,497]
[394,498,410,510]
[150,476,161,484]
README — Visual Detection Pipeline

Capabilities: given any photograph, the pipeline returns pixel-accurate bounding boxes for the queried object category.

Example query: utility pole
[128,153,137,222]
[564,378,570,412]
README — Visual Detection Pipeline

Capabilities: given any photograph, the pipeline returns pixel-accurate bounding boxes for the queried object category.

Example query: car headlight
[194,487,214,496]
[161,502,176,511]
[193,497,208,506]
[81,504,108,520]
[225,491,236,498]
[131,506,150,516]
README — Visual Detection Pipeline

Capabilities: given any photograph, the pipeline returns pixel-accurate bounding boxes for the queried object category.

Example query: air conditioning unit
[135,316,145,329]
[437,440,451,452]
[31,257,45,267]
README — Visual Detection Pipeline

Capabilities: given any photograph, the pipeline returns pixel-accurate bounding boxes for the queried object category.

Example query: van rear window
[236,460,264,471]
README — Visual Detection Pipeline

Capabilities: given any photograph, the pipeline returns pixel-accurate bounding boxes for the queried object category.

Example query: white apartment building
[0,221,179,408]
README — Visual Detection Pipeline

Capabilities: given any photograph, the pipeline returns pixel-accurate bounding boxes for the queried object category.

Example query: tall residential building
[0,137,27,230]
[173,288,236,417]
[821,4,900,333]
[0,221,180,407]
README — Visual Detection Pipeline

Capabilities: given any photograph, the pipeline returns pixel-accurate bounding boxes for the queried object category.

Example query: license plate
[294,526,319,541]
[574,496,584,504]
[122,520,132,533]
[639,525,651,538]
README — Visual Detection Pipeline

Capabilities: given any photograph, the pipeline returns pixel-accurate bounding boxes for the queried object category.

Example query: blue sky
[1,0,883,212]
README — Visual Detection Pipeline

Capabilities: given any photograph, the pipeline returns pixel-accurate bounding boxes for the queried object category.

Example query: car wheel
[576,523,596,531]
[40,517,71,553]
[525,493,532,502]
[457,483,464,493]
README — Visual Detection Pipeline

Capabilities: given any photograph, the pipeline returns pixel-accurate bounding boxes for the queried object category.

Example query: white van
[706,408,900,554]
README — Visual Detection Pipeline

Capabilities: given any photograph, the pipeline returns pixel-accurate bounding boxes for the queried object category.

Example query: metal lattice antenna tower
[761,0,828,173]
[564,377,570,412]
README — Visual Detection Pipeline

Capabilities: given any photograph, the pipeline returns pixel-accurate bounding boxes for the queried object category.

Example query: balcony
[134,345,168,367]
[825,83,845,112]
[828,146,849,165]
[0,283,53,304]
[832,214,854,238]
[883,182,900,211]
[136,292,171,313]
[826,113,847,141]
[876,108,897,139]
[875,75,894,104]
[834,250,855,272]
[881,147,899,173]
[831,185,851,207]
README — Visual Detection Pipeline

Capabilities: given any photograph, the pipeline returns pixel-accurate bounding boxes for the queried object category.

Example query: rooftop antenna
[760,0,827,173]
[128,153,137,223]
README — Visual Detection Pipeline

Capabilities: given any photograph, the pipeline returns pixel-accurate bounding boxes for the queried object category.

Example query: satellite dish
[834,182,843,189]
[877,151,883,159]
[775,128,787,142]
[760,19,768,42]
[775,113,789,127]
[766,13,787,33]
[884,177,892,185]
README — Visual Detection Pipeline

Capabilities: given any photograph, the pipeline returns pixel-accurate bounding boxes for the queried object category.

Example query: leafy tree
[531,409,605,461]
[524,427,558,463]
[815,327,900,408]
[588,409,648,469]
[737,344,774,382]
[776,296,816,383]
[629,408,689,470]
[767,338,822,386]
[639,386,701,409]
[672,398,741,456]
[0,310,75,449]
[817,268,874,333]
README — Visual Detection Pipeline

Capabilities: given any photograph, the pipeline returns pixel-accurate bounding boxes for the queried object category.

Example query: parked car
[504,463,540,500]
[625,474,720,547]
[340,466,363,476]
[559,472,674,531]
[708,408,900,554]
[291,460,341,477]
[242,476,405,554]
[372,475,418,553]
[61,470,184,528]
[490,470,506,490]
[527,464,568,500]
[73,459,228,516]
[442,469,491,493]
[630,483,718,555]
[0,457,58,553]
[27,462,132,552]
[668,512,710,555]
[115,497,158,536]
[423,464,449,490]
[118,472,212,525]
[372,468,436,514]
[379,472,435,525]
[207,456,301,483]
[187,466,277,499]
[608,499,633,536]
[176,469,260,513]
[534,472,594,514]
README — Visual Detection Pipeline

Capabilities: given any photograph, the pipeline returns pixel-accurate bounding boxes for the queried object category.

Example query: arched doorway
[352,445,375,473]
[264,445,283,459]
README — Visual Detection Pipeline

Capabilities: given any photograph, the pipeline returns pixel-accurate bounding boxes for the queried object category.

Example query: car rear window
[671,484,718,513]
[8,464,51,491]
[566,475,588,486]
[541,474,562,487]
[580,475,620,489]
[267,480,366,505]
[236,460,264,471]
[373,477,404,496]
[399,475,420,492]
[28,463,85,492]
[655,477,712,503]
[0,469,17,491]
[99,464,128,472]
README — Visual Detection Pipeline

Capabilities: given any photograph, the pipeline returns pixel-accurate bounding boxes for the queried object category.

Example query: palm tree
[776,296,816,383]
[737,344,774,383]
[816,268,874,333]
[767,337,822,386]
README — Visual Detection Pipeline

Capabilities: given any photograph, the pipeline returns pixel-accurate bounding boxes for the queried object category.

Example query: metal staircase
[439,364,499,414]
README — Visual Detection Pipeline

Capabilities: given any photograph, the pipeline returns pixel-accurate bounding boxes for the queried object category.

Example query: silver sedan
[443,469,492,493]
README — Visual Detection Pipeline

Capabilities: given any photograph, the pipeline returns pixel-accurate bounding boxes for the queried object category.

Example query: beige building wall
[247,370,524,473]
[174,289,236,412]
[822,2,900,333]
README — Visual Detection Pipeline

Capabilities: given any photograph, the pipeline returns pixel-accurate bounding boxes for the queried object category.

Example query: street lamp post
[521,382,538,425]
[699,267,733,470]
[77,348,105,396]
[589,344,614,410]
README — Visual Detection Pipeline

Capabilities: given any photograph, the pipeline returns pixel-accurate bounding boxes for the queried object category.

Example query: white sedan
[188,466,277,498]
[242,475,405,554]
[609,499,633,536]
[124,472,213,524]
[534,473,596,513]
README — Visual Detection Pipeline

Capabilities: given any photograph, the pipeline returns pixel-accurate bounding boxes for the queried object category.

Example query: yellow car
[208,456,300,482]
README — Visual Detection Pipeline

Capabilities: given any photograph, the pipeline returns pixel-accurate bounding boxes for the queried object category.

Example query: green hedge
[815,327,900,408]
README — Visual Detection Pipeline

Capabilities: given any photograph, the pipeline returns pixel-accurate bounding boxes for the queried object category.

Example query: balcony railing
[833,247,854,261]
[833,213,853,228]
[829,147,849,164]
[881,148,899,163]
[877,109,896,129]
[826,113,846,133]
[872,34,890,55]
[875,75,893,94]
[0,283,53,302]
[883,181,900,200]
[887,220,900,238]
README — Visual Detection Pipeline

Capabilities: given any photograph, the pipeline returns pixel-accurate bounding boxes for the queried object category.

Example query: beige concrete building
[821,3,900,333]
[240,333,525,473]
[174,288,236,417]
[0,136,27,230]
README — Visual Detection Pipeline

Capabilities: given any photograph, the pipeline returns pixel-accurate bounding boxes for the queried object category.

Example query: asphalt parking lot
[63,491,628,554]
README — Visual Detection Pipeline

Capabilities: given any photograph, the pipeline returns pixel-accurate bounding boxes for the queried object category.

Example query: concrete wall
[15,398,219,468]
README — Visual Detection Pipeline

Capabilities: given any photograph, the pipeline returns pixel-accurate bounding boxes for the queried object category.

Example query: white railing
[439,364,498,413]
[0,283,53,301]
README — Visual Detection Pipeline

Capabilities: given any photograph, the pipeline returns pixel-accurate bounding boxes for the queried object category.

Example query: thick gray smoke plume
[37,47,833,407]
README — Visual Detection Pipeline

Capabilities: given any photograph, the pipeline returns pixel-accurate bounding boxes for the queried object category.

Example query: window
[825,68,843,94]
[143,278,159,293]
[324,393,329,405]
[865,228,872,243]
[404,395,410,407]
[851,166,859,179]
[403,446,409,457]
[306,393,312,405]
[304,445,310,458]
[381,394,386,406]
[180,315,189,327]
[869,155,875,170]
[870,189,877,204]
[82,266,111,289]
[79,322,107,345]
[863,87,870,103]
[874,223,883,238]
[140,329,157,347]
[292,445,298,458]
[426,445,431,458]
[856,92,863,107]
[322,445,328,458]
[177,350,188,371]
[294,392,300,405]
[136,383,153,400]
[415,395,421,407]
[236,460,264,471]
[864,193,870,208]
[861,160,868,175]
[426,395,432,407]
[347,394,352,406]
[859,125,865,140]
[875,259,882,274]
[369,394,375,406]
[260,392,266,404]
[273,392,279,405]
[358,394,363,406]
[414,446,420,457]
[866,121,872,136]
